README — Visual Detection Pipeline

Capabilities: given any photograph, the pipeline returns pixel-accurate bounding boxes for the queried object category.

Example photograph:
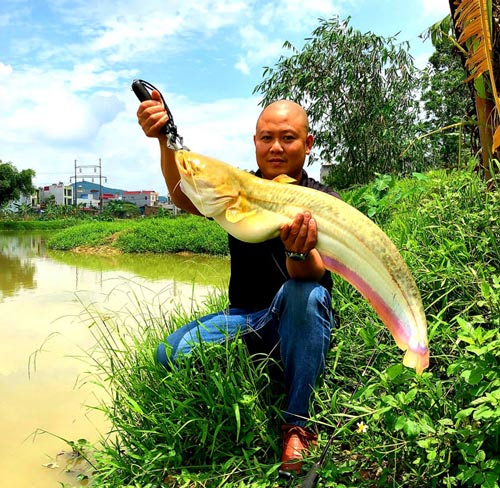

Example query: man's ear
[305,134,314,154]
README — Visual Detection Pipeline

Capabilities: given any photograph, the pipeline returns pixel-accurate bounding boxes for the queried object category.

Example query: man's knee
[156,342,172,370]
[281,279,331,309]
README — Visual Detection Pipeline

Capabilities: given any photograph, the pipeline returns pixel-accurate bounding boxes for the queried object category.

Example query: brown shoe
[280,424,318,474]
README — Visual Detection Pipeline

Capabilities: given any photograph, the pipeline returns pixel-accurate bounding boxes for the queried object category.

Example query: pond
[0,230,229,487]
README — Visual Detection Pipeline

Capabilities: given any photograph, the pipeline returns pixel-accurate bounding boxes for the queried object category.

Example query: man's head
[254,100,314,181]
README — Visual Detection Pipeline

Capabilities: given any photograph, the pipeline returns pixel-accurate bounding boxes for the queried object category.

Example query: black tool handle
[131,79,187,150]
[132,79,152,102]
[299,464,319,488]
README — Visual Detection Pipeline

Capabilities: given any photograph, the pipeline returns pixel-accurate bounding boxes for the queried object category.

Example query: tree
[0,160,36,207]
[253,17,424,189]
[419,29,477,167]
[448,0,500,181]
[103,200,140,219]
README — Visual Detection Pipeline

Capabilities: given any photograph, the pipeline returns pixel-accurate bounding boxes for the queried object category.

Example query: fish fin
[225,196,256,223]
[273,174,296,184]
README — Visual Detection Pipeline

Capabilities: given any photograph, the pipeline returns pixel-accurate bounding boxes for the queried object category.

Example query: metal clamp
[131,79,189,151]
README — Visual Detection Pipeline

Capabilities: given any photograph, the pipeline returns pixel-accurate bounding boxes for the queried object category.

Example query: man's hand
[280,211,326,281]
[136,90,169,139]
[280,211,317,256]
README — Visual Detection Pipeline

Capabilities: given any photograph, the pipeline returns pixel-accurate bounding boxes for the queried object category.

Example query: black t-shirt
[228,169,341,311]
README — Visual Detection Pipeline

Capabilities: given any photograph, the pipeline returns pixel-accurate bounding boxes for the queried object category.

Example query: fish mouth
[175,151,189,174]
[176,151,200,177]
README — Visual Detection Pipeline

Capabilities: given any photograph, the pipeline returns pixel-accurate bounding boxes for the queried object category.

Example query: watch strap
[285,250,309,261]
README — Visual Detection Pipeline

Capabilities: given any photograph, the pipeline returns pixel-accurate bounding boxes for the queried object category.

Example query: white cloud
[420,0,450,18]
[45,0,250,64]
[414,51,433,70]
[264,0,341,31]
[0,64,125,142]
[177,96,261,167]
[231,0,344,76]
[234,24,286,75]
[0,0,455,193]
[235,58,250,76]
[0,62,13,77]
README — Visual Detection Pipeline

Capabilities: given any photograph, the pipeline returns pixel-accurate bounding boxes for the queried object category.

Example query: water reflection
[0,232,40,300]
[49,248,229,285]
[0,230,229,488]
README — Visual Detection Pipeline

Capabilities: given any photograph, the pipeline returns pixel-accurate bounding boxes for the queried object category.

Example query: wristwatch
[285,250,309,261]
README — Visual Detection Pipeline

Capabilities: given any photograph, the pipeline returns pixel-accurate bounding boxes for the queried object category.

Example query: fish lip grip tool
[131,79,189,151]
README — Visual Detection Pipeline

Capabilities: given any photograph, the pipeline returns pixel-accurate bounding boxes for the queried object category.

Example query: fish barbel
[175,149,429,374]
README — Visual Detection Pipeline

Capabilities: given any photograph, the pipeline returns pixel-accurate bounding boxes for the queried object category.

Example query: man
[137,95,339,474]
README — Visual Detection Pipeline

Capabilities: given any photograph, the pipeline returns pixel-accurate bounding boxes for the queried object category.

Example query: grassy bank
[0,219,76,230]
[47,215,229,256]
[67,168,500,487]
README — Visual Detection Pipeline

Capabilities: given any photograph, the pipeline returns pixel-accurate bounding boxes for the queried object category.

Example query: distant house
[122,190,158,209]
[144,193,180,216]
[76,192,99,208]
[320,163,335,184]
[40,182,73,206]
[5,189,40,211]
[30,179,178,214]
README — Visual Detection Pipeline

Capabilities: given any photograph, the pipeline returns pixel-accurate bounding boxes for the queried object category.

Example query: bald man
[138,97,340,474]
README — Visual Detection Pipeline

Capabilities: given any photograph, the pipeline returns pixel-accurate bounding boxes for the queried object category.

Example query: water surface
[0,231,229,487]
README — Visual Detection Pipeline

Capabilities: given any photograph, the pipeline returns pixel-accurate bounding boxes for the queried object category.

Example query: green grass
[0,219,76,230]
[47,215,229,256]
[64,167,500,487]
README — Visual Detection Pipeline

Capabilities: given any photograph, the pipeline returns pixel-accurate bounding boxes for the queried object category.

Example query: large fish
[174,149,429,374]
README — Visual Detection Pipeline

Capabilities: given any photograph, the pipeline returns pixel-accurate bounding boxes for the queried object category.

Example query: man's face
[253,102,313,181]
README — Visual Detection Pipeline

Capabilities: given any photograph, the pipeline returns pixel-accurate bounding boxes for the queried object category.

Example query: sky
[0,0,451,195]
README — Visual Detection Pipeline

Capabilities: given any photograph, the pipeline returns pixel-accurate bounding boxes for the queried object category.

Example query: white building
[320,163,335,184]
[5,190,39,212]
[39,182,73,206]
[76,192,100,208]
[122,190,158,208]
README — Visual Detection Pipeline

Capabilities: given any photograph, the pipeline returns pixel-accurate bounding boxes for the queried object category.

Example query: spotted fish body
[175,149,429,373]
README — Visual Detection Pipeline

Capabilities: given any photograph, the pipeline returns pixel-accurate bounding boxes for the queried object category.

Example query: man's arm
[137,90,201,215]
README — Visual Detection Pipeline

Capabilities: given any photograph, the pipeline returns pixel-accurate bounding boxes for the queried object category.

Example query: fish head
[174,150,241,217]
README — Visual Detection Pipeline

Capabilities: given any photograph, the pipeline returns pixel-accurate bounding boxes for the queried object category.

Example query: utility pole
[70,159,107,211]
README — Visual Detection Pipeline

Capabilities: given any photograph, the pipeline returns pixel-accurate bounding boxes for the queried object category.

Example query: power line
[70,159,107,212]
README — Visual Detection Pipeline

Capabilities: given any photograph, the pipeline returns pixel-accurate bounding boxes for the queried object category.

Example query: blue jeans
[156,279,334,426]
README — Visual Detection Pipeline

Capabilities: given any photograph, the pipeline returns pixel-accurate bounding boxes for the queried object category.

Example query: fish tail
[320,253,429,374]
[403,346,429,375]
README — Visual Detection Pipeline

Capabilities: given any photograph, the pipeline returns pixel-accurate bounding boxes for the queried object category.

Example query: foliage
[0,219,75,230]
[80,291,281,487]
[61,164,500,487]
[448,0,500,180]
[343,172,428,223]
[253,16,424,189]
[418,33,477,167]
[115,216,228,255]
[101,199,141,219]
[47,221,132,250]
[47,215,229,256]
[324,165,500,486]
[0,160,35,207]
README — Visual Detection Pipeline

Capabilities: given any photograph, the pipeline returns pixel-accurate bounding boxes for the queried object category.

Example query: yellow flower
[356,421,368,434]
